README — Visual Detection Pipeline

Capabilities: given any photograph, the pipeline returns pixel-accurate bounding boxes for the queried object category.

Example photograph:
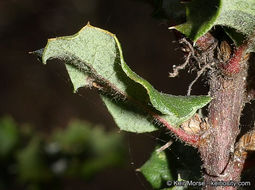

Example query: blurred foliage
[134,0,186,23]
[0,117,19,158]
[0,116,125,190]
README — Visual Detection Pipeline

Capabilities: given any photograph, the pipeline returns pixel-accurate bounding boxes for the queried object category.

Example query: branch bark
[198,47,249,189]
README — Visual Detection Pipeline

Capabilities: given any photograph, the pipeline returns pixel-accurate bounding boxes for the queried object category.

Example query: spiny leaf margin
[35,23,211,132]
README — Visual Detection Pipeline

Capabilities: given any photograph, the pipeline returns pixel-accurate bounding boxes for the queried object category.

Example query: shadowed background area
[0,0,206,189]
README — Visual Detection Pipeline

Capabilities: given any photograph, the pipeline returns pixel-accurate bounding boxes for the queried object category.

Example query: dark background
[0,0,206,189]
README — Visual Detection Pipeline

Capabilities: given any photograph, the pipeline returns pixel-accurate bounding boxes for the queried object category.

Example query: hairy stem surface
[199,60,248,190]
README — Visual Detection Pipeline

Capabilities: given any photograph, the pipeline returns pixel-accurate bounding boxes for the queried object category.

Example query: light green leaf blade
[101,95,157,133]
[65,64,89,93]
[172,0,255,52]
[36,23,211,133]
[41,24,128,94]
[216,0,255,36]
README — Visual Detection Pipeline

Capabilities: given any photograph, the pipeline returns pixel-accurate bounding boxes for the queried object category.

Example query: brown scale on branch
[180,113,209,136]
[157,113,211,152]
[218,30,255,78]
[234,129,255,163]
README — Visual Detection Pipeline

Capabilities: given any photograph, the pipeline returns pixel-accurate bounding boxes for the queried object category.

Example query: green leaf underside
[38,24,211,133]
[173,0,255,52]
[100,96,157,133]
[65,64,89,91]
[140,148,173,189]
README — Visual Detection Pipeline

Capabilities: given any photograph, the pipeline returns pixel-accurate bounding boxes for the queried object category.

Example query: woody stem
[198,52,248,189]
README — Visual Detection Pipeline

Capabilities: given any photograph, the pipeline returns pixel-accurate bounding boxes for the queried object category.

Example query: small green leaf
[35,23,211,133]
[139,148,173,189]
[171,0,221,42]
[141,142,203,190]
[172,0,255,52]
